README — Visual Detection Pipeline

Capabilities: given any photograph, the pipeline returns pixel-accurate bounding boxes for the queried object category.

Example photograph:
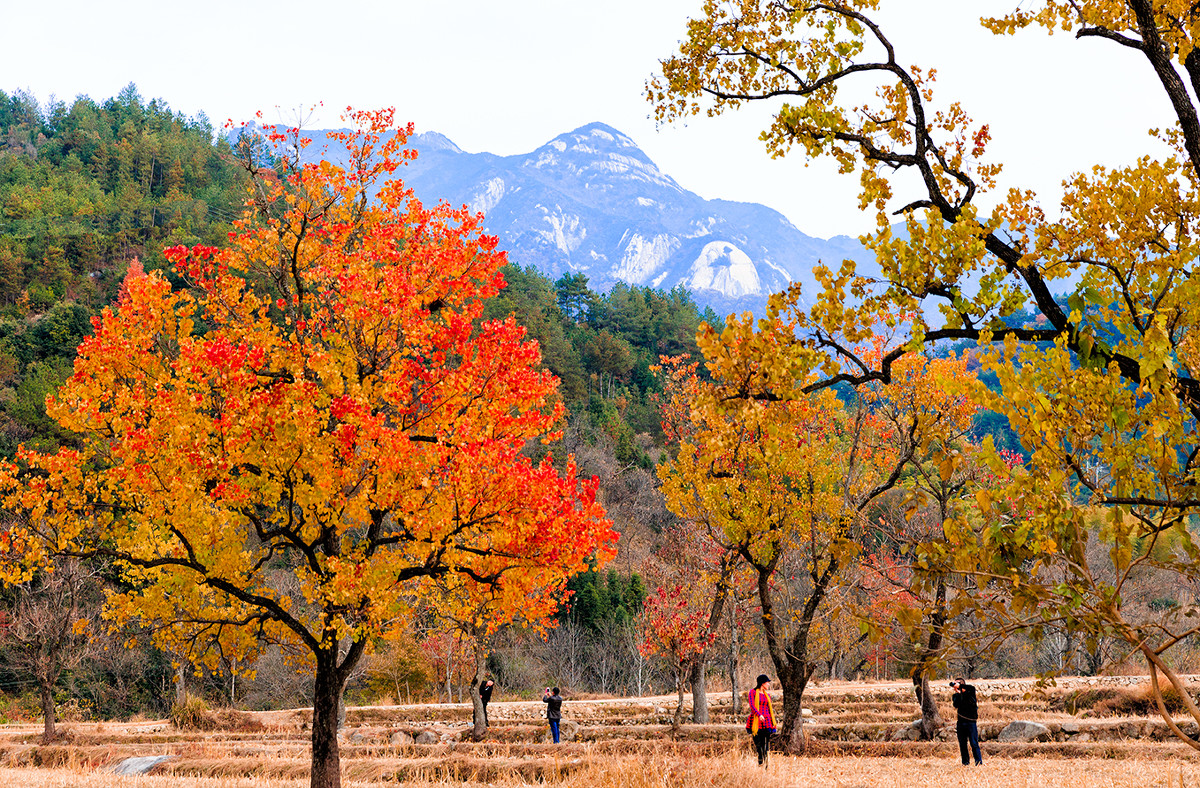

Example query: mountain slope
[400,122,876,316]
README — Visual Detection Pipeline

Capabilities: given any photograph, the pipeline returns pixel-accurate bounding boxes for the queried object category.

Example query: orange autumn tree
[0,110,614,788]
[861,353,980,739]
[431,549,583,741]
[652,356,748,724]
[638,583,718,730]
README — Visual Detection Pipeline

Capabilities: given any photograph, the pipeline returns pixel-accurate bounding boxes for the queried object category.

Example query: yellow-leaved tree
[651,0,1200,746]
[657,306,925,751]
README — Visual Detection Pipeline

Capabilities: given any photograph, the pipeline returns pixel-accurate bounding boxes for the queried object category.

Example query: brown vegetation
[1,754,1198,788]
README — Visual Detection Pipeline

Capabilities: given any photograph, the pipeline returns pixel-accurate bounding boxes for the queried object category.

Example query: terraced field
[0,676,1197,784]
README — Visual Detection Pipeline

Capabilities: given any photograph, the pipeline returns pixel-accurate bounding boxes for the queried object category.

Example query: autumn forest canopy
[3,2,1200,784]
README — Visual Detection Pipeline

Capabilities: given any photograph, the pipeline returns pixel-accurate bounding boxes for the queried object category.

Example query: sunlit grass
[2,754,1197,788]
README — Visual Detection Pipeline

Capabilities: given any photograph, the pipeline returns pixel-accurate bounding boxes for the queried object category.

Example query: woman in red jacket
[746,674,777,766]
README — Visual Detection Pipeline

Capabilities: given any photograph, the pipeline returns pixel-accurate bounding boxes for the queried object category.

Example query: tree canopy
[651,0,1200,748]
[0,110,615,788]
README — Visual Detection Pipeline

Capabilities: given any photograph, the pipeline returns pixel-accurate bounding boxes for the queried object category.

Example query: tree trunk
[753,550,834,753]
[39,678,56,741]
[175,662,186,706]
[913,672,942,739]
[730,603,740,717]
[310,635,368,788]
[912,577,946,740]
[444,638,453,703]
[689,660,709,723]
[672,666,685,730]
[776,663,812,752]
[469,639,488,741]
[310,662,343,788]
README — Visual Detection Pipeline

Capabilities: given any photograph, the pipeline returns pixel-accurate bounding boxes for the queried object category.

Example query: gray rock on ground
[109,756,176,775]
[891,720,922,741]
[414,729,438,745]
[390,731,414,746]
[997,720,1051,743]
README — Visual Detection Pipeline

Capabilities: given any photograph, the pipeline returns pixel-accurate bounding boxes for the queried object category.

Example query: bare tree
[4,558,103,740]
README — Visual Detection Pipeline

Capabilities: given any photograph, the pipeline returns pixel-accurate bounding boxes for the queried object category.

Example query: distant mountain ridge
[398,122,877,316]
[233,121,877,316]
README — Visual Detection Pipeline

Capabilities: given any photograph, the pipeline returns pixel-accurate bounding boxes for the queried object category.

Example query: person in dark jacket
[745,674,777,767]
[542,686,563,743]
[479,679,495,725]
[951,677,982,765]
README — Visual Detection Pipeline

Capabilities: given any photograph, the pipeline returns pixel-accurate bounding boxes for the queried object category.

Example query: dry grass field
[0,755,1197,788]
[3,678,1199,787]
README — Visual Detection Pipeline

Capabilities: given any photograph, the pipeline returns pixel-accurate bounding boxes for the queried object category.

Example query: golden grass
[2,754,1198,788]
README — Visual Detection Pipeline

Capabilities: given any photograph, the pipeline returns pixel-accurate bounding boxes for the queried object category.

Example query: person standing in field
[480,679,495,725]
[951,677,982,766]
[746,674,776,767]
[542,686,563,743]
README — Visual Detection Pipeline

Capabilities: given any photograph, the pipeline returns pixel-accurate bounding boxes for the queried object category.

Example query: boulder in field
[109,756,176,776]
[997,721,1051,743]
[414,729,439,745]
[390,731,414,746]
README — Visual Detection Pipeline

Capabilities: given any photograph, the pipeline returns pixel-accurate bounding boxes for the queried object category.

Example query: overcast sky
[4,0,1172,238]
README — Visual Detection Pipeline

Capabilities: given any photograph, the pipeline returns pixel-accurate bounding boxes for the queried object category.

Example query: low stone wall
[812,717,1200,744]
[973,675,1199,692]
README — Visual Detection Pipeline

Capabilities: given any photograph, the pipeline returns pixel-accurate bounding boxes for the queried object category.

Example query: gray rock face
[414,729,439,745]
[997,721,1051,743]
[1061,721,1082,734]
[109,756,175,775]
[390,731,414,746]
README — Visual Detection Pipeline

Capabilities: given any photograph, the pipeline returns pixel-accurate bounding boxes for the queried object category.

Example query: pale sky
[4,0,1172,238]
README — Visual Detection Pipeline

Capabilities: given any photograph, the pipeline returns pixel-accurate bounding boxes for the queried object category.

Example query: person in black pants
[745,674,777,767]
[479,679,495,725]
[951,677,982,765]
[542,686,563,743]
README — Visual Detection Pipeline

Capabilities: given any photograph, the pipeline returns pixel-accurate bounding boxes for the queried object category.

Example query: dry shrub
[1072,685,1191,717]
[170,694,217,731]
[210,709,265,733]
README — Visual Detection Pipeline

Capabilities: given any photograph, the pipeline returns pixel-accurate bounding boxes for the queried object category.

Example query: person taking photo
[542,686,563,743]
[951,677,982,766]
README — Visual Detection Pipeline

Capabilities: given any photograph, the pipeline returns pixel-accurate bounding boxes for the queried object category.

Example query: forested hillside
[0,85,246,457]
